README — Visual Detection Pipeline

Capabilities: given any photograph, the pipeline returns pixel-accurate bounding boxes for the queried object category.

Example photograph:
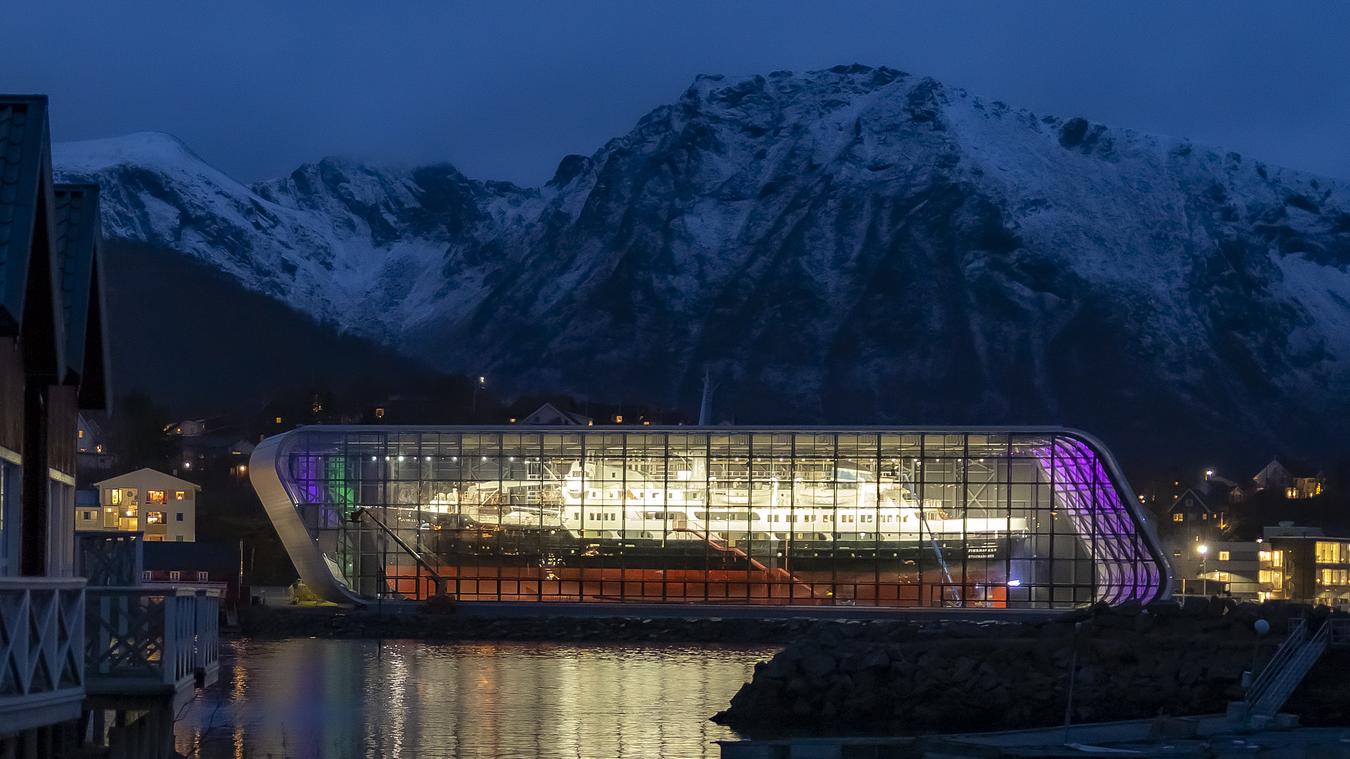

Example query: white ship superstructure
[424,459,1028,543]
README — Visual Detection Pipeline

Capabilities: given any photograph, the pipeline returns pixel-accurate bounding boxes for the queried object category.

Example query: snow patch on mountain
[51,66,1350,460]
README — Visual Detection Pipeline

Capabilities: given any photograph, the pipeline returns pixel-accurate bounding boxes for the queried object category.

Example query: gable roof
[1169,487,1216,515]
[94,467,200,491]
[52,183,110,409]
[520,402,592,426]
[0,95,66,377]
[0,96,47,331]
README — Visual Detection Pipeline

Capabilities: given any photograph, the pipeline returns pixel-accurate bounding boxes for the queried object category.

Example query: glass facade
[253,427,1169,609]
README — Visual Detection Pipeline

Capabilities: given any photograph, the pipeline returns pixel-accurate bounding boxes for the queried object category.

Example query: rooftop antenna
[698,366,717,426]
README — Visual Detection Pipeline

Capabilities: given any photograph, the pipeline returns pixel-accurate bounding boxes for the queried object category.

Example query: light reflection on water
[175,638,775,759]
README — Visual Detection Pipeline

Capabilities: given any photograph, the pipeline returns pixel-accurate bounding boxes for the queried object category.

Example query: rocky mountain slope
[53,65,1350,463]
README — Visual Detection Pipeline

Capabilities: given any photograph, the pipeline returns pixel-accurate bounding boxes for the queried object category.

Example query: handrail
[85,584,218,694]
[0,576,87,589]
[1253,622,1329,716]
[0,580,86,706]
[350,506,447,597]
[1247,619,1307,704]
[671,526,822,599]
[1246,618,1330,717]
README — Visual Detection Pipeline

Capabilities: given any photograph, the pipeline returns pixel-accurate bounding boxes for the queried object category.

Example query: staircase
[1234,617,1345,726]
[673,527,823,600]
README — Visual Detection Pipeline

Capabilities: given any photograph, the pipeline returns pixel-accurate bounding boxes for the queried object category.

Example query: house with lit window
[1166,487,1227,531]
[75,411,112,476]
[1173,540,1260,599]
[1258,524,1350,607]
[83,467,199,542]
[1252,457,1325,500]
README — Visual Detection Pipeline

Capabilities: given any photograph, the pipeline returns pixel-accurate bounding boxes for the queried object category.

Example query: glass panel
[272,428,1165,609]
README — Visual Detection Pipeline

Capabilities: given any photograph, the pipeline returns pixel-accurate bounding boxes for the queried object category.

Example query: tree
[108,392,174,472]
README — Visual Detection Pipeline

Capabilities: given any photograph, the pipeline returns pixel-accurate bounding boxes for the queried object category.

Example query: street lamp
[472,375,486,415]
[1197,544,1209,596]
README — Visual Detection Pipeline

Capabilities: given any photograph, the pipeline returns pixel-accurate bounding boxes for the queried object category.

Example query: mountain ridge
[52,64,1350,465]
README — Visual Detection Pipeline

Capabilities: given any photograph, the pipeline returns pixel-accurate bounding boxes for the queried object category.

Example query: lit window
[1171,513,1184,522]
[110,489,122,506]
[1218,550,1230,561]
[275,416,283,425]
[78,429,85,439]
[174,491,186,501]
[145,511,165,525]
[375,408,386,419]
[613,415,623,424]
[147,490,166,505]
[95,444,104,453]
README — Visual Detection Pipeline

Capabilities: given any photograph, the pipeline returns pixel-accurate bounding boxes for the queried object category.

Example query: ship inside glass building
[250,428,1170,608]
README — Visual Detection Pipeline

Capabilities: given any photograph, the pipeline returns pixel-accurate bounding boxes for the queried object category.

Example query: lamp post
[472,375,485,416]
[1197,543,1209,596]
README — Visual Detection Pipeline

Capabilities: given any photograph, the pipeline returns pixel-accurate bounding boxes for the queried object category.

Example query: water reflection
[176,638,773,758]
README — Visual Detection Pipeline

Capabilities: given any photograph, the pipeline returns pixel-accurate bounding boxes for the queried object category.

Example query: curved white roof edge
[250,433,365,605]
[250,425,1173,606]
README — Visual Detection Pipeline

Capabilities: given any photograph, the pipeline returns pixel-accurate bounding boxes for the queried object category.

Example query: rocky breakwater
[714,600,1350,735]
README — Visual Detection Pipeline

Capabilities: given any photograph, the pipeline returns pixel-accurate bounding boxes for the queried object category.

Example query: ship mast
[698,366,715,426]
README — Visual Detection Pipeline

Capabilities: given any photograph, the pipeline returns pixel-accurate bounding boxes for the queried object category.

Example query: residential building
[518,401,593,426]
[1252,457,1325,500]
[75,412,112,477]
[1165,486,1228,536]
[1258,524,1350,608]
[175,430,255,477]
[142,541,239,612]
[1173,539,1260,600]
[0,94,111,750]
[88,468,199,542]
[165,418,207,437]
[1159,482,1231,588]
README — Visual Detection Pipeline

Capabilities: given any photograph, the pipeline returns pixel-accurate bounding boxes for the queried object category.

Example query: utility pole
[472,375,485,417]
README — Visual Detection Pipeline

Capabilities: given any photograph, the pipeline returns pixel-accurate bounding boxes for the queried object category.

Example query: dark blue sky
[7,2,1349,185]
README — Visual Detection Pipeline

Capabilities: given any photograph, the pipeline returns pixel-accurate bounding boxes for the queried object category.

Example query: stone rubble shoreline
[712,599,1350,736]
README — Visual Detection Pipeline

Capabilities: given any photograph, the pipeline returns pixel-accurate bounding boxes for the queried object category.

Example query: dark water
[174,638,775,759]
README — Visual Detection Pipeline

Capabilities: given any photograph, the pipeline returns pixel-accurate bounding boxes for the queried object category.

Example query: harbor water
[174,637,774,758]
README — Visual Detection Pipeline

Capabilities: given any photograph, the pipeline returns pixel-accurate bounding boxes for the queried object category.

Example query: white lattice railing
[85,586,219,696]
[0,577,86,732]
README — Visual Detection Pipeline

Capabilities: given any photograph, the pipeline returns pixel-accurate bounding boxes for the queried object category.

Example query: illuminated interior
[251,427,1170,608]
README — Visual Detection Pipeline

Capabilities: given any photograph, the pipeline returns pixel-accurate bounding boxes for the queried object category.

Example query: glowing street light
[472,375,487,415]
[1197,544,1209,556]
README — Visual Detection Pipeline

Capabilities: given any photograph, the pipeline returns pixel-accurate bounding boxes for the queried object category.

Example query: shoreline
[232,599,999,640]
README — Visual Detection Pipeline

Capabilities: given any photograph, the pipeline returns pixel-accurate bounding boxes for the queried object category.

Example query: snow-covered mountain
[54,65,1350,461]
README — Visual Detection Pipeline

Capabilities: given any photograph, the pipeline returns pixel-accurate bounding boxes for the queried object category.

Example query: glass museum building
[250,427,1171,608]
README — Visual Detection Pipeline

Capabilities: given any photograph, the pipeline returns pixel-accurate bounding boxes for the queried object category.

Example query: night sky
[6,1,1349,185]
